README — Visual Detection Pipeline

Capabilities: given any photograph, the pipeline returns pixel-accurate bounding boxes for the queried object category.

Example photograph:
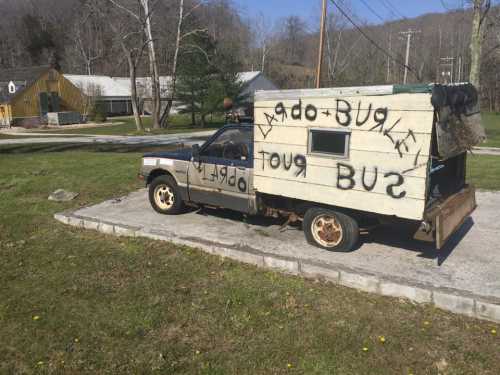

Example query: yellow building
[0,66,86,127]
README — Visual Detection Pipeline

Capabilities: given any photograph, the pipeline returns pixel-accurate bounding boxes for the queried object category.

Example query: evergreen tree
[176,32,249,127]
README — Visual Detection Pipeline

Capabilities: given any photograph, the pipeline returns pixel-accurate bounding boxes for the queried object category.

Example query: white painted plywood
[253,91,434,220]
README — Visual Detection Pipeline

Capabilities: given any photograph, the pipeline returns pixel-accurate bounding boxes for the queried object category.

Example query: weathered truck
[139,84,485,252]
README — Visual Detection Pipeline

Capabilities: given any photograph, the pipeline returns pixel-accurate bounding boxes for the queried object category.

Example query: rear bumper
[415,185,476,249]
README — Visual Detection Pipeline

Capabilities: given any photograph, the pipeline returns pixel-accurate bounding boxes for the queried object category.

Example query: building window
[308,128,350,158]
[8,81,16,94]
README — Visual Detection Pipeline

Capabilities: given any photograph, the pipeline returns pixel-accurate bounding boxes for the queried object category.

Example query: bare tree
[253,12,273,73]
[90,0,145,131]
[469,0,491,88]
[73,7,103,75]
[107,0,162,129]
[159,0,205,128]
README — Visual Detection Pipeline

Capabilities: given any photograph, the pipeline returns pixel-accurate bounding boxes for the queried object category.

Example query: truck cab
[140,124,257,215]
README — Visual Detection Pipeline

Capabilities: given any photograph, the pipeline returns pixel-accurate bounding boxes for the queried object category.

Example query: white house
[64,72,277,116]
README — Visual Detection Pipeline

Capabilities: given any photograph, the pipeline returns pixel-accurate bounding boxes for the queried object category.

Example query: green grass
[482,112,500,148]
[468,154,500,190]
[33,114,225,136]
[0,148,499,373]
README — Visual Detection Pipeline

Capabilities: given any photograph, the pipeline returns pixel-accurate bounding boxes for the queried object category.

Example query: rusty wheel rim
[154,184,175,210]
[311,214,343,247]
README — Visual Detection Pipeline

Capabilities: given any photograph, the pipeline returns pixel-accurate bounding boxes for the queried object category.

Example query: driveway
[56,190,500,323]
[0,130,215,146]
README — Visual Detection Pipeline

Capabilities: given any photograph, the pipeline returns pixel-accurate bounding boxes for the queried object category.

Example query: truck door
[187,126,253,213]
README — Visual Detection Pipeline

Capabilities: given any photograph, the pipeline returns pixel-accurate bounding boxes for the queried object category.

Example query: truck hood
[143,148,192,161]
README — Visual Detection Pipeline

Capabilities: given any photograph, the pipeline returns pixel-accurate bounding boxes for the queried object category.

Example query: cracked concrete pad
[56,189,500,322]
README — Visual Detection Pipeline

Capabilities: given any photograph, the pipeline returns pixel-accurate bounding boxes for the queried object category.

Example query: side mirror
[192,144,200,161]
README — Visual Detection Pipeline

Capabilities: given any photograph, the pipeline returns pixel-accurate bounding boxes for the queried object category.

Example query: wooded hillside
[0,0,498,110]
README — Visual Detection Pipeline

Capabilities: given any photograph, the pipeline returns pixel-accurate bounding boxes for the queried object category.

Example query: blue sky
[233,0,458,29]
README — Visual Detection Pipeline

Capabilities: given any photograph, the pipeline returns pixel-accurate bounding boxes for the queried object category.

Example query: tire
[148,175,186,215]
[303,207,359,252]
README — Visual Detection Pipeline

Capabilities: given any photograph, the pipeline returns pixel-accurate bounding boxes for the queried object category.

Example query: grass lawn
[33,114,224,136]
[482,112,500,148]
[468,154,500,190]
[1,148,499,373]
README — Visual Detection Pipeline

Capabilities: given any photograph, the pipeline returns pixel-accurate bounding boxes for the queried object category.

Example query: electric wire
[329,0,421,82]
[357,0,386,23]
[379,0,407,19]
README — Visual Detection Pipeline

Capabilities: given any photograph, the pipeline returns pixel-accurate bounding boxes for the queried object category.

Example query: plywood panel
[255,92,433,111]
[254,142,429,178]
[254,175,426,220]
[253,162,426,200]
[254,106,434,136]
[253,126,431,159]
[253,90,433,220]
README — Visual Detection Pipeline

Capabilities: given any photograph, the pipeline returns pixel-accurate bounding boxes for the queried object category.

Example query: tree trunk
[191,107,196,126]
[160,0,184,128]
[469,0,489,90]
[126,52,143,132]
[141,0,161,129]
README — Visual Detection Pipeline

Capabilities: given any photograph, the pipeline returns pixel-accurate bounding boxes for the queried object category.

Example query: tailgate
[425,185,477,249]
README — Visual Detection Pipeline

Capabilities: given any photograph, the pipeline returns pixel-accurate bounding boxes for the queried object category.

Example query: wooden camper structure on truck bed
[253,84,485,249]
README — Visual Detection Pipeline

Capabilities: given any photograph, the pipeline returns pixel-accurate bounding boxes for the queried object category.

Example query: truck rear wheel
[303,207,359,252]
[149,175,185,215]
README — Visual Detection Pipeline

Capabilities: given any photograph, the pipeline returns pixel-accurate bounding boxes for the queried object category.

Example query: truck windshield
[202,127,252,161]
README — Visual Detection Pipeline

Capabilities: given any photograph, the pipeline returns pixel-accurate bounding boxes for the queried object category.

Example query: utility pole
[316,0,327,88]
[399,29,420,84]
[386,29,392,83]
[440,57,455,83]
[457,55,463,82]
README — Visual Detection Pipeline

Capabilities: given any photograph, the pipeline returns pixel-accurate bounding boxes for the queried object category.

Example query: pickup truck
[139,83,484,252]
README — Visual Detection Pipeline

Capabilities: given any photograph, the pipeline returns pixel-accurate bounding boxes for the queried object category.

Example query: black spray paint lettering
[335,162,406,199]
[361,166,378,191]
[259,151,307,178]
[200,164,247,193]
[355,101,372,126]
[291,99,302,120]
[335,99,352,126]
[369,107,389,132]
[394,129,416,158]
[337,162,356,190]
[384,172,406,199]
[274,102,287,122]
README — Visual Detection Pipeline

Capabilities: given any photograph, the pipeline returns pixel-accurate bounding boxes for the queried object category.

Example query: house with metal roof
[64,71,277,116]
[0,66,86,127]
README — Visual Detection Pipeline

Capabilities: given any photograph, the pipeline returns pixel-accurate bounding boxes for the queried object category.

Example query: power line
[378,0,406,20]
[375,0,400,20]
[329,0,421,82]
[357,0,385,23]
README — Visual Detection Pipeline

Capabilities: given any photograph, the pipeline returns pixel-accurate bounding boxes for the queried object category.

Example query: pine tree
[176,32,249,127]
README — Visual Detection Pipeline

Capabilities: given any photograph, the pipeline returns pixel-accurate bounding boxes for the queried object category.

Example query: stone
[263,256,299,274]
[48,189,79,202]
[379,281,432,304]
[301,262,340,282]
[433,292,475,317]
[340,271,380,293]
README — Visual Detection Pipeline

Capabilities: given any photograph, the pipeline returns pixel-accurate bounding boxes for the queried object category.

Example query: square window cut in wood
[308,128,351,158]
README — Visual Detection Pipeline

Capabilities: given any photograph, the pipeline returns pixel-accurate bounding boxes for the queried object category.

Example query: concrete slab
[55,190,500,323]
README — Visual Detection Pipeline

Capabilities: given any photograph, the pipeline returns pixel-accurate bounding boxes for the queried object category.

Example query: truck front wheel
[149,175,185,215]
[303,207,359,252]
